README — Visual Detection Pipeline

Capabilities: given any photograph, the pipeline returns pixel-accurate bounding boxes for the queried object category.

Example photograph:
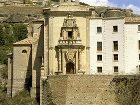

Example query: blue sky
[80,0,140,14]
[111,0,140,7]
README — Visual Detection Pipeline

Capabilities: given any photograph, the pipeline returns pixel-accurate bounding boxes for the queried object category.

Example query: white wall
[124,23,140,74]
[90,18,103,74]
[90,18,125,75]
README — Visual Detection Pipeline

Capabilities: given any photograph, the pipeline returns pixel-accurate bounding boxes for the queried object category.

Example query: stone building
[7,0,140,104]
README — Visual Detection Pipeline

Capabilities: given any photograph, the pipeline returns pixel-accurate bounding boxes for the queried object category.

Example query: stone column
[44,17,49,77]
[86,17,90,74]
[58,50,62,72]
[62,51,66,74]
[76,51,78,74]
[78,50,81,71]
[7,54,13,97]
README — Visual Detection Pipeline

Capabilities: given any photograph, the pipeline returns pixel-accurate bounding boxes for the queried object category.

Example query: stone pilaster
[44,17,49,77]
[58,50,62,72]
[86,17,90,74]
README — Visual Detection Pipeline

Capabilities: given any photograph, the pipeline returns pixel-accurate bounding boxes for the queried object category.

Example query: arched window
[22,50,27,53]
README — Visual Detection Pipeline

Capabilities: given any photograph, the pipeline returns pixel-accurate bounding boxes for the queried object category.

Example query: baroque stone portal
[55,13,85,74]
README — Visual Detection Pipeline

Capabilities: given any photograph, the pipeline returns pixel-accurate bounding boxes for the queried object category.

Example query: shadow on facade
[24,49,32,93]
[33,24,44,103]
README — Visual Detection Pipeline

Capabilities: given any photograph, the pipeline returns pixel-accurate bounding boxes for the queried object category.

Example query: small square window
[97,42,102,51]
[97,55,102,61]
[114,54,118,61]
[113,26,118,32]
[97,27,102,33]
[138,25,140,31]
[97,67,102,73]
[114,66,118,73]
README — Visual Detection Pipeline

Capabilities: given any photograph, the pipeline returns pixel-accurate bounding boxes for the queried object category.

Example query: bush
[0,90,38,105]
[0,66,8,79]
[11,90,38,105]
[0,46,12,65]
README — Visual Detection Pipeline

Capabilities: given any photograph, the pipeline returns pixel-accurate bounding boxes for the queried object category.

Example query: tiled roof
[13,36,38,45]
[125,17,140,23]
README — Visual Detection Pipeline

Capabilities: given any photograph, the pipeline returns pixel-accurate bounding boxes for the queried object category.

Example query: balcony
[58,39,82,45]
[56,39,85,49]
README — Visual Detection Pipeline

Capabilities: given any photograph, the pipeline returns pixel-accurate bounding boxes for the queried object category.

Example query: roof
[13,36,38,45]
[125,17,140,23]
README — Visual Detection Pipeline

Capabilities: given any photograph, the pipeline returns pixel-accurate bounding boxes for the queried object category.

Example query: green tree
[0,46,12,64]
[13,24,28,41]
[3,24,14,45]
[0,25,5,46]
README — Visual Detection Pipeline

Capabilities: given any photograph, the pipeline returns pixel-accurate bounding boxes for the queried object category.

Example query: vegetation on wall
[0,89,38,105]
[0,23,29,104]
[109,76,140,105]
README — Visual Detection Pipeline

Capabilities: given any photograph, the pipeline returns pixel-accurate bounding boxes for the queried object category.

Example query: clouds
[126,4,140,15]
[80,0,140,15]
[80,0,115,6]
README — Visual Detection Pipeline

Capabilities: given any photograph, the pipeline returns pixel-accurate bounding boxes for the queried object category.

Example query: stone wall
[41,75,140,105]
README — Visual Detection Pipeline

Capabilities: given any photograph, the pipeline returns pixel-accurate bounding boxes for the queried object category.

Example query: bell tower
[55,13,85,75]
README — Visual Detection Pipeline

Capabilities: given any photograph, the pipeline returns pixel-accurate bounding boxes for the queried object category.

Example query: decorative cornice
[43,11,92,17]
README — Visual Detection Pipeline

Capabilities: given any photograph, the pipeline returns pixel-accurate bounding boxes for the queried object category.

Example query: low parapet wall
[41,75,140,105]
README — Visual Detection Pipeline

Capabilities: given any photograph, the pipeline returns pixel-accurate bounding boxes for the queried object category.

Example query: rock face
[42,75,140,105]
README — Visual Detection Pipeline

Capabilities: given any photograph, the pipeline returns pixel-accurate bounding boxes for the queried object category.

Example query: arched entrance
[66,62,75,74]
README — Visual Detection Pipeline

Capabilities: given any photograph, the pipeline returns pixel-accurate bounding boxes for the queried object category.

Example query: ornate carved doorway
[55,13,85,75]
[66,62,75,74]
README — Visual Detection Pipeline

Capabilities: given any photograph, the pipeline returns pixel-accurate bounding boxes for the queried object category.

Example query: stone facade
[41,75,140,105]
[7,0,140,104]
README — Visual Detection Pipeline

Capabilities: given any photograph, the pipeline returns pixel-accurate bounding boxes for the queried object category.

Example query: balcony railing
[58,39,82,45]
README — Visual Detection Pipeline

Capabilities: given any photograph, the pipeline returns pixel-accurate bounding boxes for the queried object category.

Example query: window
[139,54,140,60]
[114,66,118,73]
[97,27,102,33]
[113,41,118,51]
[97,67,102,73]
[97,42,102,51]
[113,26,118,32]
[97,55,102,61]
[22,50,27,53]
[138,25,140,31]
[68,31,73,39]
[113,54,118,61]
[138,40,140,50]
[139,65,140,71]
